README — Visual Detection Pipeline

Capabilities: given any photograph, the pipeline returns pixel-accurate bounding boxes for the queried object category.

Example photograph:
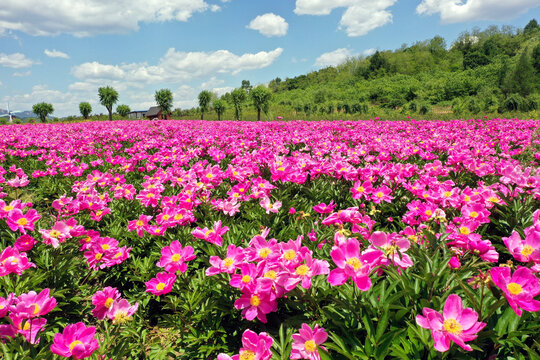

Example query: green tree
[231,88,247,120]
[116,104,131,118]
[154,89,173,119]
[79,102,92,119]
[32,102,54,122]
[213,99,226,121]
[98,86,119,121]
[506,49,535,97]
[524,19,539,34]
[241,80,252,93]
[198,90,212,120]
[250,86,272,121]
[532,44,540,73]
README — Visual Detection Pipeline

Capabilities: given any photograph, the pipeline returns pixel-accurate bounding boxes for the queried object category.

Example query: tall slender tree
[98,86,119,121]
[231,88,247,120]
[213,99,226,121]
[154,89,173,119]
[79,102,92,119]
[198,90,212,120]
[250,85,272,121]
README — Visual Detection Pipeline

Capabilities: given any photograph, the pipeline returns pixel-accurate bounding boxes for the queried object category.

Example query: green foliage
[98,86,119,121]
[154,89,174,118]
[213,99,226,121]
[116,104,131,118]
[250,85,272,121]
[230,88,247,120]
[32,102,54,122]
[79,102,92,119]
[198,90,213,120]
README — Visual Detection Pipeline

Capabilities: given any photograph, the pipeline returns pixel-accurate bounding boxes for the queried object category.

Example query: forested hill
[207,19,540,120]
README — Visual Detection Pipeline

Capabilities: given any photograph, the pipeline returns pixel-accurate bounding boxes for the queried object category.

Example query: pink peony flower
[50,322,100,359]
[14,235,36,252]
[192,220,229,246]
[416,294,486,352]
[233,329,273,360]
[145,272,176,296]
[107,299,138,324]
[6,209,40,234]
[12,288,57,318]
[10,314,47,344]
[328,238,382,291]
[503,231,540,264]
[156,240,196,273]
[490,266,540,316]
[0,246,36,276]
[369,231,413,269]
[206,244,245,276]
[91,287,121,320]
[260,197,282,214]
[291,323,328,360]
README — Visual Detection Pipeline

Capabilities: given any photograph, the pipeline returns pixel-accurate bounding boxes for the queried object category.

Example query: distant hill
[0,109,38,119]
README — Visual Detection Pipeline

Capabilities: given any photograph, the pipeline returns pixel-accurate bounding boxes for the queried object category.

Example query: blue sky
[0,0,539,116]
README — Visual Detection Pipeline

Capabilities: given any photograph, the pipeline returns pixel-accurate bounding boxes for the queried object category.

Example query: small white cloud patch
[44,49,70,59]
[314,48,355,68]
[247,13,289,37]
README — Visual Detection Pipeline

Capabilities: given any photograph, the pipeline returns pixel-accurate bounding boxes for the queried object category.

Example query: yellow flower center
[154,228,161,234]
[136,220,144,226]
[521,245,534,257]
[259,248,272,259]
[304,340,317,352]
[425,210,432,216]
[464,195,471,202]
[376,192,384,198]
[49,229,61,237]
[33,304,41,315]
[156,283,165,291]
[162,214,170,220]
[250,295,261,307]
[443,318,463,335]
[459,227,470,235]
[384,245,398,256]
[69,340,83,351]
[17,218,28,226]
[174,214,183,220]
[105,298,114,308]
[205,229,215,237]
[239,350,255,360]
[488,196,500,203]
[101,244,110,250]
[113,311,130,324]
[95,253,102,260]
[264,270,277,279]
[146,193,154,198]
[223,257,234,267]
[357,186,365,193]
[171,254,181,262]
[346,257,362,271]
[296,265,310,276]
[443,191,452,197]
[507,282,523,295]
[469,211,478,218]
[242,275,251,283]
[3,205,14,211]
[284,249,297,261]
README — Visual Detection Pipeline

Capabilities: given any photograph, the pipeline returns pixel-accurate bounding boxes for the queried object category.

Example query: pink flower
[328,238,383,291]
[6,209,40,234]
[289,207,297,214]
[503,231,540,264]
[91,287,121,320]
[260,197,282,214]
[192,220,229,246]
[50,322,100,359]
[39,221,72,248]
[156,240,196,273]
[145,272,176,296]
[10,314,47,344]
[0,293,15,317]
[490,266,540,316]
[12,288,57,318]
[206,244,245,276]
[128,215,152,237]
[233,329,273,360]
[291,323,328,360]
[234,286,277,323]
[416,294,486,352]
[14,235,36,252]
[369,231,413,269]
[312,201,336,214]
[0,246,36,276]
[107,299,138,324]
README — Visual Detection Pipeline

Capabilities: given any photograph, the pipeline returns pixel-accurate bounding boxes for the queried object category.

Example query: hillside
[177,19,540,120]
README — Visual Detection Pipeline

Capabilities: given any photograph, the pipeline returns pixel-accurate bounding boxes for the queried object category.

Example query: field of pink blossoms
[0,119,539,360]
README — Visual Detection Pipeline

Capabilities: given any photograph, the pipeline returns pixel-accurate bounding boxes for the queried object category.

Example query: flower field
[0,118,539,359]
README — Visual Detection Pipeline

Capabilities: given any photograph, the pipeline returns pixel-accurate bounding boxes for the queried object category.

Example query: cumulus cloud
[0,0,213,36]
[295,0,396,36]
[44,49,70,59]
[247,13,289,37]
[0,53,37,68]
[13,71,31,77]
[71,47,283,83]
[314,48,355,68]
[363,48,377,56]
[416,0,540,23]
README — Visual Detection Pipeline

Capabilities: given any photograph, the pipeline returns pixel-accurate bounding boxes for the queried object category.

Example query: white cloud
[362,48,377,56]
[71,47,283,83]
[0,0,213,36]
[417,0,540,23]
[211,86,234,97]
[44,49,70,59]
[247,13,289,37]
[314,48,355,68]
[13,71,31,77]
[0,53,37,68]
[294,0,396,36]
[201,77,225,89]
